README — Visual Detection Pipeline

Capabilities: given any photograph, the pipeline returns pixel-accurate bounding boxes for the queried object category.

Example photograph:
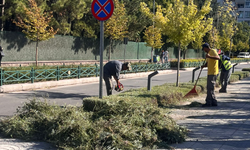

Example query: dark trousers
[161,57,165,63]
[205,75,218,105]
[103,76,113,96]
[0,56,2,66]
[164,56,168,62]
[220,68,232,91]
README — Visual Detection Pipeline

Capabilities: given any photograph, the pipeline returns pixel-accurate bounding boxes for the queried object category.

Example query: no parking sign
[91,0,114,21]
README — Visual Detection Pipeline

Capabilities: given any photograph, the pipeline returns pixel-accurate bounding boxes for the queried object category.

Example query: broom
[184,67,203,98]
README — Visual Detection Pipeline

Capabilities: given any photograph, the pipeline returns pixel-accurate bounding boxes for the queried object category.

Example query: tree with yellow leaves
[205,27,220,49]
[141,0,213,86]
[13,0,58,66]
[105,0,128,61]
[143,25,164,62]
[217,0,237,57]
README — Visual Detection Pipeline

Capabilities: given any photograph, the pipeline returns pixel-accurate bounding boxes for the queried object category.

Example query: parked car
[237,52,250,58]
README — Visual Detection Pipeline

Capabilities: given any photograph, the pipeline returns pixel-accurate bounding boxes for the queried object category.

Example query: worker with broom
[201,43,220,107]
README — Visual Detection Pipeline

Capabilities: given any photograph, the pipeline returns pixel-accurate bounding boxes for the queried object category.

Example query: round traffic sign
[91,0,114,21]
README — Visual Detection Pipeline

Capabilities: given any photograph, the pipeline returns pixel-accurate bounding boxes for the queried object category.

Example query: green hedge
[230,71,249,81]
[231,58,250,64]
[242,68,250,72]
[170,59,205,68]
[170,58,250,68]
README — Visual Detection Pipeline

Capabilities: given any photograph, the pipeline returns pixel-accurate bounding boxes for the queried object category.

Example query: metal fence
[1,58,249,86]
[0,63,170,86]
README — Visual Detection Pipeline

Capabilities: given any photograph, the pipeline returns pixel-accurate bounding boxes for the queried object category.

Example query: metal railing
[0,63,170,86]
[1,58,248,86]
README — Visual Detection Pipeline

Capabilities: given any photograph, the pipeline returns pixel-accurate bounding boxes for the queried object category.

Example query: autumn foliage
[13,0,58,66]
[105,0,128,61]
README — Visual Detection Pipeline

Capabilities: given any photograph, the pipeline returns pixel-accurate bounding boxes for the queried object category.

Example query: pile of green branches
[0,85,189,149]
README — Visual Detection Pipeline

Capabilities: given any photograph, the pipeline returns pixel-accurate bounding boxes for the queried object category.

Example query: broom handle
[194,61,206,86]
[194,67,203,87]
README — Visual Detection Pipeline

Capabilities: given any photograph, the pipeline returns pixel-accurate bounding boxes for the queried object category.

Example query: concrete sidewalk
[0,76,249,149]
[0,138,56,150]
[170,77,250,150]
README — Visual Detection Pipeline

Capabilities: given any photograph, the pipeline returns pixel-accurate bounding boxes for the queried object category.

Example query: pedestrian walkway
[170,77,250,150]
[0,137,56,150]
[0,77,249,149]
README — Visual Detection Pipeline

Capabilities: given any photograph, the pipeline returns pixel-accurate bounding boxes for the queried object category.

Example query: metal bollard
[192,66,201,83]
[232,63,238,73]
[147,71,159,91]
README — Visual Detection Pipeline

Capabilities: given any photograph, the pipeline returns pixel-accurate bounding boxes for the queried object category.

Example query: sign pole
[99,21,104,99]
[123,37,128,63]
[91,0,114,98]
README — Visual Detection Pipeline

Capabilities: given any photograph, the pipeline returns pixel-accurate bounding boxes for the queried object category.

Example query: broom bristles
[184,86,198,98]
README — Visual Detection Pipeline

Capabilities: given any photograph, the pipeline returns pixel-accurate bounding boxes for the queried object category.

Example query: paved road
[0,64,248,117]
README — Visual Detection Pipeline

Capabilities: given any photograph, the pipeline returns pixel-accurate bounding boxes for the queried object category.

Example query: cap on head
[202,43,210,49]
[124,62,132,71]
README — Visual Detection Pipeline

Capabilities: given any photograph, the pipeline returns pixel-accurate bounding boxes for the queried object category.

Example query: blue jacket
[103,60,122,79]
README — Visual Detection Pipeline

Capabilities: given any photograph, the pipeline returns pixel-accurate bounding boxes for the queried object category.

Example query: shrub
[170,59,205,68]
[230,71,249,80]
[242,68,250,72]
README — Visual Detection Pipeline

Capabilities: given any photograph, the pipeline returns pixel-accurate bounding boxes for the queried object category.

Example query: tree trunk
[108,38,112,61]
[0,0,5,31]
[229,36,232,58]
[183,50,186,59]
[176,42,181,87]
[35,32,39,66]
[151,47,154,63]
[212,29,215,48]
[137,41,139,60]
[36,40,38,66]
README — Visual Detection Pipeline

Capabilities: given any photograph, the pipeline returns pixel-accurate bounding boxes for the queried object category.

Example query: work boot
[219,89,227,93]
[202,103,217,107]
[212,103,218,106]
[202,103,212,107]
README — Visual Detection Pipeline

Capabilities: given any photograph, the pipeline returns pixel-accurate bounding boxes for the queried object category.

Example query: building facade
[235,0,250,24]
[218,0,250,25]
